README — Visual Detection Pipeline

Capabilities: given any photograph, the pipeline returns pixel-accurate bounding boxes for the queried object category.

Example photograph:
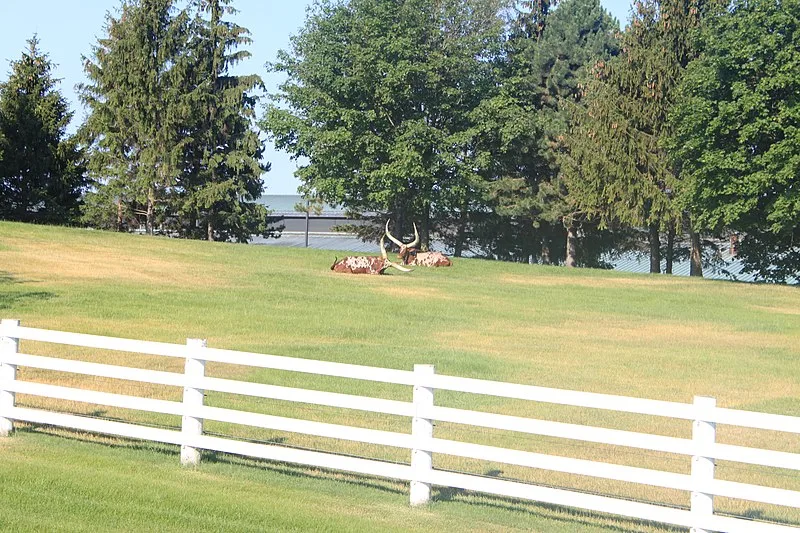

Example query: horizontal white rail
[426,373,697,419]
[5,352,186,387]
[193,376,413,417]
[1,353,413,417]
[0,325,416,385]
[7,406,413,483]
[3,380,184,416]
[2,323,799,533]
[711,407,800,435]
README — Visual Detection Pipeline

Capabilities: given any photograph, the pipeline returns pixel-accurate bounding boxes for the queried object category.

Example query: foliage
[79,0,274,242]
[474,0,619,264]
[80,0,193,234]
[0,37,87,223]
[263,0,506,248]
[176,0,275,243]
[668,0,800,283]
[563,0,720,272]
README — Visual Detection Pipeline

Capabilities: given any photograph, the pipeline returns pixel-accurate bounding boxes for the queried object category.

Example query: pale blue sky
[0,0,631,194]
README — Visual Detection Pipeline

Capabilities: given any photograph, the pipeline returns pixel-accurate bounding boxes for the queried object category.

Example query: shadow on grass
[0,270,53,311]
[12,423,798,533]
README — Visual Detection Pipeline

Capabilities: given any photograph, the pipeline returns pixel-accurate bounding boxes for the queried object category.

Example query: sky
[0,0,631,195]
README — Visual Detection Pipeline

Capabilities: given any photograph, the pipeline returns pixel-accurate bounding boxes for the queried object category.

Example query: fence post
[690,395,716,533]
[181,338,206,466]
[411,364,434,506]
[0,319,20,437]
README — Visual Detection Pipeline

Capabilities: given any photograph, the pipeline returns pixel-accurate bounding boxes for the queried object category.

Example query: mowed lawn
[1,221,799,532]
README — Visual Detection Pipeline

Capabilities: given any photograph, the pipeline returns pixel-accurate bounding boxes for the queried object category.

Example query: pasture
[1,220,799,532]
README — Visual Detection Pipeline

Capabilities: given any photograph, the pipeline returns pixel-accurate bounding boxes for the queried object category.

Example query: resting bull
[331,236,412,275]
[385,221,452,267]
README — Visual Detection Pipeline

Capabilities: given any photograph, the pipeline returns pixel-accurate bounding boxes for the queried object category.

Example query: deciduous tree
[668,0,800,283]
[263,0,505,248]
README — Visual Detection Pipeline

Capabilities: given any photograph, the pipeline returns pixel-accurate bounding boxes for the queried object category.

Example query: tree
[668,0,800,283]
[176,0,274,243]
[563,0,720,274]
[80,0,192,234]
[475,0,620,265]
[0,37,86,223]
[263,0,505,249]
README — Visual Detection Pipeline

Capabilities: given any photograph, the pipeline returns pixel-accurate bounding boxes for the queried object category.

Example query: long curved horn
[388,262,413,273]
[408,223,420,248]
[384,220,404,247]
[381,235,413,272]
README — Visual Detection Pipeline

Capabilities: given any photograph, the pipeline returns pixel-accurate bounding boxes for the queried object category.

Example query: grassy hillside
[1,221,798,531]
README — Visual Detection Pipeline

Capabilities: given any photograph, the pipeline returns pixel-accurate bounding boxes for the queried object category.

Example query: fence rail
[1,320,798,533]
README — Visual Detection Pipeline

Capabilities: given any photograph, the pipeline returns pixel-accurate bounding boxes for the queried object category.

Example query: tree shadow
[430,467,688,533]
[11,424,798,531]
[0,270,53,311]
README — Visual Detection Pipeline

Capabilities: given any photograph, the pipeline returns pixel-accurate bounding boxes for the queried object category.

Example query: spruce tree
[80,0,192,234]
[178,0,272,243]
[475,0,619,265]
[0,37,86,223]
[563,0,720,274]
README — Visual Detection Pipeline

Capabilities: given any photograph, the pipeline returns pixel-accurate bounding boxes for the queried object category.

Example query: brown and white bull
[331,236,413,274]
[385,221,452,267]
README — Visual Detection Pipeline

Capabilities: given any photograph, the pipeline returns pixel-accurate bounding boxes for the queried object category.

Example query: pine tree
[178,0,272,243]
[80,0,192,234]
[0,37,86,223]
[563,0,720,274]
[474,0,619,265]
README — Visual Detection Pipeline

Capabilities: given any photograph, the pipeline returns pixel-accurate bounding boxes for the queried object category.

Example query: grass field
[1,220,799,531]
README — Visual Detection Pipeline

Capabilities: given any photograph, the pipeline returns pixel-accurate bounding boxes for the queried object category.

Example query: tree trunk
[116,199,123,232]
[648,224,661,274]
[421,202,431,251]
[541,231,551,265]
[146,188,155,235]
[453,206,467,258]
[690,229,703,277]
[207,219,214,242]
[665,226,675,275]
[565,225,577,268]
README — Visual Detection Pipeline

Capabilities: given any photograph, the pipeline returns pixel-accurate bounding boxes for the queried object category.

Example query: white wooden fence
[1,319,798,532]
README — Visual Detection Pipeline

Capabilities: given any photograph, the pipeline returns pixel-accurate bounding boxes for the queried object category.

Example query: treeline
[0,0,275,243]
[265,0,799,282]
[1,0,798,281]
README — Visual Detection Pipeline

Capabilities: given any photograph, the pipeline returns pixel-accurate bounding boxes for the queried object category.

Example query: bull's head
[385,220,420,265]
[384,220,452,267]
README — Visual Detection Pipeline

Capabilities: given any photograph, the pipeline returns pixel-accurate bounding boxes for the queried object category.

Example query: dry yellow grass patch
[434,316,797,360]
[371,285,453,300]
[751,305,800,316]
[2,237,229,288]
[500,273,697,290]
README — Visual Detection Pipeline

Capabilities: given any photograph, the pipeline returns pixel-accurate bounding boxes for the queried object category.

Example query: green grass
[1,220,799,531]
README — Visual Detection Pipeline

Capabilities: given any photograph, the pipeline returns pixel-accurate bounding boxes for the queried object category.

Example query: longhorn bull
[385,221,452,267]
[331,236,412,274]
